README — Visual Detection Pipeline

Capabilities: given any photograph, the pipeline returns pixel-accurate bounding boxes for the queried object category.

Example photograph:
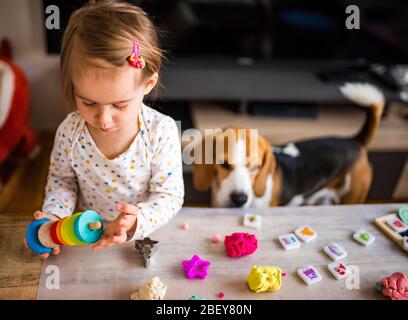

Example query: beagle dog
[192,83,384,208]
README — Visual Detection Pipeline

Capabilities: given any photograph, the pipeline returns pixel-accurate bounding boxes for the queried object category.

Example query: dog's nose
[230,192,248,207]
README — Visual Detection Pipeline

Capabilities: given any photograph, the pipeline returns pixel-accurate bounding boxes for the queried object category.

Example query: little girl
[26,0,184,259]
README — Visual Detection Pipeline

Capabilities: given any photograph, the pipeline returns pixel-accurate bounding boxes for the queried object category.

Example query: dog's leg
[286,195,305,207]
[341,150,372,204]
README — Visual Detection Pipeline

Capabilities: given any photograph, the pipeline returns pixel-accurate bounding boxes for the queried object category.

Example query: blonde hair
[60,0,164,108]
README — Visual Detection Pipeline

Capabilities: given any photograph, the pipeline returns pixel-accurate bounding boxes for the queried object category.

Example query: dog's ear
[254,137,275,197]
[192,134,215,191]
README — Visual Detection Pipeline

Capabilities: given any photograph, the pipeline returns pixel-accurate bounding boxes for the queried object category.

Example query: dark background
[43,0,408,64]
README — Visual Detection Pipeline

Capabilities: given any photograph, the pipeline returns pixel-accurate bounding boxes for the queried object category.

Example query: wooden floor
[0,132,53,215]
[0,132,54,300]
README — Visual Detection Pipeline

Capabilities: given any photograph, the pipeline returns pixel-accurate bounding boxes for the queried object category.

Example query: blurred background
[0,0,408,214]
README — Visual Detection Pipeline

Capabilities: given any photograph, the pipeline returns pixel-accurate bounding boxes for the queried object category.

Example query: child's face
[73,63,157,135]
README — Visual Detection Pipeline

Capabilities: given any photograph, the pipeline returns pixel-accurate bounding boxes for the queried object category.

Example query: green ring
[398,205,408,224]
[60,216,76,246]
[66,213,87,245]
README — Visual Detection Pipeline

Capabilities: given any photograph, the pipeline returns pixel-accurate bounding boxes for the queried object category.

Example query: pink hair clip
[127,41,145,69]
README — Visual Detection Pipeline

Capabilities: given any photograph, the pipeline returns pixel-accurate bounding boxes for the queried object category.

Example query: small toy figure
[278,233,301,250]
[353,229,375,246]
[323,242,348,261]
[294,225,317,242]
[304,268,318,280]
[297,265,323,285]
[134,237,159,267]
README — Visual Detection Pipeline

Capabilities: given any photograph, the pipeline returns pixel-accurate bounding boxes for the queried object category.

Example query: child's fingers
[92,232,126,250]
[33,211,59,221]
[116,204,138,216]
[92,237,109,250]
[92,242,104,250]
[52,246,60,255]
[111,233,127,243]
[102,233,126,245]
[39,253,49,260]
[117,220,127,229]
[113,226,127,237]
[34,211,46,220]
[93,239,112,250]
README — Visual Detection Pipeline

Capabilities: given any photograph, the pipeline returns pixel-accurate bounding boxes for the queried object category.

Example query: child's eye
[113,104,127,110]
[83,101,96,107]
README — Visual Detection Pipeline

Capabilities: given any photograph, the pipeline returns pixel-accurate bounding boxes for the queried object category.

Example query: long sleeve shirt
[42,103,184,240]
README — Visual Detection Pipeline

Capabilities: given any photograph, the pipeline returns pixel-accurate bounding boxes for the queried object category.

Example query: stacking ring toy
[56,219,67,245]
[60,217,76,246]
[398,205,408,225]
[26,218,53,255]
[25,210,104,255]
[49,221,64,246]
[75,210,103,244]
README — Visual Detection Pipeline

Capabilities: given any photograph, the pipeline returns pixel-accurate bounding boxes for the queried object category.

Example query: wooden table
[1,204,407,300]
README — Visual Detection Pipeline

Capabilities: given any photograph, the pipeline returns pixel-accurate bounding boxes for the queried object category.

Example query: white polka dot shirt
[42,103,185,241]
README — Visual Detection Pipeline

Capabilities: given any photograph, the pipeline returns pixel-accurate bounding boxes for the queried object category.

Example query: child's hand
[92,204,138,250]
[23,211,61,260]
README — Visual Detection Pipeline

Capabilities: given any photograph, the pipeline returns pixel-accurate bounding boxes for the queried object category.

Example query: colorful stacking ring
[26,211,104,255]
[49,220,64,246]
[65,212,87,245]
[26,218,53,255]
[56,218,68,245]
[74,210,104,244]
[38,221,58,248]
[60,216,76,246]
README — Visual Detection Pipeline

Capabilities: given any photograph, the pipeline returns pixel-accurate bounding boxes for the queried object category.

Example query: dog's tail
[340,82,385,146]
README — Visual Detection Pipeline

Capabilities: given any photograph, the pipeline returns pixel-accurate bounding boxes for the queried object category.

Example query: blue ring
[74,210,103,244]
[26,218,53,254]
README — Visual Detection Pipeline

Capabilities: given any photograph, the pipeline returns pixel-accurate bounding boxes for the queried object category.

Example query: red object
[180,221,189,230]
[0,41,38,164]
[224,232,258,257]
[379,272,408,300]
[211,234,222,243]
[50,221,64,246]
[218,292,224,298]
